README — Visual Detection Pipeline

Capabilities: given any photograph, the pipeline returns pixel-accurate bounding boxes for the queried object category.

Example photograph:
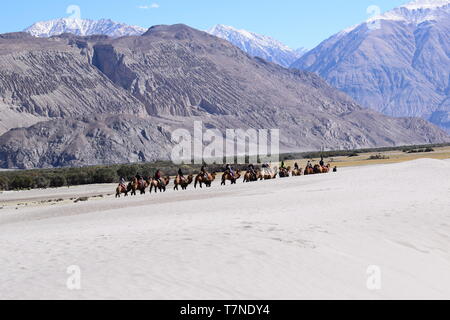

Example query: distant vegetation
[402,147,435,154]
[1,142,449,191]
[368,154,390,160]
[0,161,250,191]
[281,143,448,161]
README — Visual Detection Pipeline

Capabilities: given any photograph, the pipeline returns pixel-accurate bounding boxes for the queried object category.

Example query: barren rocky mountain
[0,32,146,134]
[0,24,448,169]
[291,0,450,132]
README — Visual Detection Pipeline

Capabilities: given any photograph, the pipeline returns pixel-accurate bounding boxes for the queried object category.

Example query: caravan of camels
[116,160,336,198]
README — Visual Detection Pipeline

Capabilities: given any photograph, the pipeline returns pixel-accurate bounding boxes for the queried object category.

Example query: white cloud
[138,3,160,9]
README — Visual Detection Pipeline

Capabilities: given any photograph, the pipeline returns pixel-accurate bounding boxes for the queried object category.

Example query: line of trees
[0,161,248,191]
[1,143,449,191]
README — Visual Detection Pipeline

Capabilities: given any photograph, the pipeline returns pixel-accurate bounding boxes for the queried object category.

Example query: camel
[313,164,323,174]
[129,177,147,196]
[259,168,277,180]
[194,172,216,189]
[150,176,170,193]
[115,183,131,198]
[321,164,331,173]
[279,166,291,178]
[243,170,258,183]
[304,166,314,175]
[174,174,193,191]
[221,169,241,185]
[291,167,303,176]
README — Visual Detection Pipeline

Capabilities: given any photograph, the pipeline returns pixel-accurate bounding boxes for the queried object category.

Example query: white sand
[0,158,449,300]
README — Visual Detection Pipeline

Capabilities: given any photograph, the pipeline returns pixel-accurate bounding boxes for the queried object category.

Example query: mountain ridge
[0,24,448,169]
[207,24,307,68]
[291,0,450,132]
[24,18,147,38]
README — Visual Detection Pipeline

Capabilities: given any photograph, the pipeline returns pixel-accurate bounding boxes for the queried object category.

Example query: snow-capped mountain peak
[339,0,450,35]
[24,18,147,38]
[368,0,450,25]
[209,24,291,51]
[207,24,307,68]
[401,0,450,10]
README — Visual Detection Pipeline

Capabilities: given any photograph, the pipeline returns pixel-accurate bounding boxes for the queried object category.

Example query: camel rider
[135,173,143,184]
[281,161,286,169]
[248,164,256,176]
[262,163,269,175]
[135,173,144,188]
[225,164,235,177]
[154,170,162,184]
[120,177,126,189]
[178,168,185,182]
[294,163,299,170]
[200,165,208,179]
[320,157,325,167]
[307,161,312,169]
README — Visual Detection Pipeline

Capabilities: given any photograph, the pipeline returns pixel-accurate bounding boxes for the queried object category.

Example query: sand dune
[0,159,449,300]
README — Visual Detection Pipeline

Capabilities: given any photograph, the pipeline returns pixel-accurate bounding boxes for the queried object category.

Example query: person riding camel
[225,164,235,178]
[135,173,144,188]
[247,164,256,179]
[307,161,312,169]
[119,177,126,189]
[262,162,270,175]
[200,165,208,179]
[281,161,286,169]
[154,170,162,184]
[294,162,299,170]
[320,156,325,167]
[178,168,186,182]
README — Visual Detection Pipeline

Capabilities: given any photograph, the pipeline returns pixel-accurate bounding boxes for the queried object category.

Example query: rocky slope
[0,32,146,134]
[0,24,448,169]
[291,0,450,132]
[207,24,306,68]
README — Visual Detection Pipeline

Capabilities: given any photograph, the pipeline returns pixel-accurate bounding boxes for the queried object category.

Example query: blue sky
[0,0,408,49]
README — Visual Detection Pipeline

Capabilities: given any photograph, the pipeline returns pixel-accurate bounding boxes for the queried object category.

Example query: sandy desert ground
[0,158,450,300]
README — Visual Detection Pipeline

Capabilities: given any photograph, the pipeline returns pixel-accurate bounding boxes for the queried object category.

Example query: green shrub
[0,176,9,190]
[368,154,389,160]
[33,176,50,189]
[93,168,117,184]
[66,172,89,185]
[117,165,137,180]
[10,175,34,189]
[50,175,66,188]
